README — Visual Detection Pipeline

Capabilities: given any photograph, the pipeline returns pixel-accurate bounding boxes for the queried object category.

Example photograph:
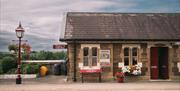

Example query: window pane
[124,58,129,66]
[92,56,97,66]
[132,57,137,65]
[83,47,89,66]
[92,47,97,56]
[83,57,88,66]
[124,48,129,56]
[132,48,137,56]
[83,47,88,56]
[92,47,97,66]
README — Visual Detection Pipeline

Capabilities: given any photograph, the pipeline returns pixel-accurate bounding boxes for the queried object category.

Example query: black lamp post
[15,22,24,84]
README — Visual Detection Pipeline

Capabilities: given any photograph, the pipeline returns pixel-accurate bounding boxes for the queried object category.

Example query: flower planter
[115,72,124,83]
[117,77,124,83]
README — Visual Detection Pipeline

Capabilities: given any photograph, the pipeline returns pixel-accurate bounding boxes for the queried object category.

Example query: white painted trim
[175,42,180,45]
[79,63,100,69]
[60,12,67,39]
[81,44,100,49]
[23,60,65,63]
[0,74,37,79]
[177,62,180,72]
[122,44,140,49]
[122,44,140,66]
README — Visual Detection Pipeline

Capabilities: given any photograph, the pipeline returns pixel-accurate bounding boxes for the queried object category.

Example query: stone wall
[100,44,113,81]
[171,45,180,80]
[67,42,180,82]
[113,44,122,76]
[140,43,148,76]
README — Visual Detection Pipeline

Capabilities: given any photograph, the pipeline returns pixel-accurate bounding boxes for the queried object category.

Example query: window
[123,46,139,66]
[132,48,138,65]
[92,47,97,66]
[81,44,100,67]
[83,47,89,66]
[124,48,129,66]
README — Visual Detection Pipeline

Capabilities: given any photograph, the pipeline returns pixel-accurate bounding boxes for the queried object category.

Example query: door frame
[150,47,169,79]
[148,44,171,80]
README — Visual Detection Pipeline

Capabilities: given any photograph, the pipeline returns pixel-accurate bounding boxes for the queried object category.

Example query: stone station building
[60,12,180,82]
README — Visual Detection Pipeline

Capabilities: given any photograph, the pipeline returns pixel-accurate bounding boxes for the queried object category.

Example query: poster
[100,50,110,67]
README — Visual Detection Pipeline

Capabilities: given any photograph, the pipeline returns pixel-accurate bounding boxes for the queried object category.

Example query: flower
[122,66,130,73]
[116,72,124,78]
[115,68,124,78]
[122,64,142,75]
[132,69,141,75]
[116,69,124,78]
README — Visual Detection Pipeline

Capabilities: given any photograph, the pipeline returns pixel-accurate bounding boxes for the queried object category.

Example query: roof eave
[59,38,180,42]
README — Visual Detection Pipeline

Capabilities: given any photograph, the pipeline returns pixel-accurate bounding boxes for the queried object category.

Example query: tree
[53,51,66,60]
[29,51,67,60]
[8,44,18,54]
[1,56,17,73]
[21,43,31,60]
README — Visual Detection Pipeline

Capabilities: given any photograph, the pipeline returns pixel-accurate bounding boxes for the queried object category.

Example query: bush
[0,53,15,60]
[1,57,17,73]
[6,68,17,74]
[0,61,3,74]
[24,64,40,74]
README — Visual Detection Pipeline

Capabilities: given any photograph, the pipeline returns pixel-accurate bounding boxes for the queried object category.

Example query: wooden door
[150,47,159,79]
[159,47,169,79]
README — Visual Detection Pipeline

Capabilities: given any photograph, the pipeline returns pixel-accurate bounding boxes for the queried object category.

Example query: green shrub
[0,69,3,74]
[1,56,17,73]
[25,65,34,74]
[24,64,40,74]
[6,68,17,74]
[0,62,3,74]
[33,64,40,73]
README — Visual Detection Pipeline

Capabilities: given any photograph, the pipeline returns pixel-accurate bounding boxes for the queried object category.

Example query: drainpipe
[73,41,77,82]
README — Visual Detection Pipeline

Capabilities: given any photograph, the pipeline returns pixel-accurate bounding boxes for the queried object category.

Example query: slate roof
[60,12,180,41]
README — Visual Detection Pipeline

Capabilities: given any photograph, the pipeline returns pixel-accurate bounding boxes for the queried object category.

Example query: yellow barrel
[40,66,48,76]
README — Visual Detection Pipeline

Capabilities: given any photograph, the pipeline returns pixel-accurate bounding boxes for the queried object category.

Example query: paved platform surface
[0,76,180,91]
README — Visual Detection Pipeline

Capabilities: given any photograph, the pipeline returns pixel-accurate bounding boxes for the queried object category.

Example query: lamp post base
[16,78,22,84]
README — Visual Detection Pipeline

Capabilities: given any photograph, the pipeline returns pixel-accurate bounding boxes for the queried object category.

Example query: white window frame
[81,44,100,68]
[122,44,140,66]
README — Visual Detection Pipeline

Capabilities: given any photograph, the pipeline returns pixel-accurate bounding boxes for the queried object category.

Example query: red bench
[80,69,102,83]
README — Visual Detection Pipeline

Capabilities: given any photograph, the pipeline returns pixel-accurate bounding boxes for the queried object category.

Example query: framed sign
[100,50,110,67]
[53,44,67,49]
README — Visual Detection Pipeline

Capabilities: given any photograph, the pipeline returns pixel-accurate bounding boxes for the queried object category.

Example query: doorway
[150,47,169,79]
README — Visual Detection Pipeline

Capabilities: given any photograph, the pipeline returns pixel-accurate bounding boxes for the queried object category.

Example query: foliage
[0,68,3,74]
[1,56,17,73]
[2,63,40,74]
[0,60,3,74]
[21,43,31,54]
[6,68,17,74]
[21,43,31,59]
[0,53,15,60]
[22,53,29,60]
[116,68,124,78]
[8,44,18,54]
[0,50,66,74]
[8,43,31,60]
[29,51,66,60]
[122,65,141,75]
[115,72,124,78]
[24,64,40,74]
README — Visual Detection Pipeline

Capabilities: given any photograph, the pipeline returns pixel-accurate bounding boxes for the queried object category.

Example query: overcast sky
[0,0,180,52]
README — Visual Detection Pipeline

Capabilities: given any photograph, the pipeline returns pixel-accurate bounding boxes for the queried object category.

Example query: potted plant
[122,65,142,76]
[115,68,124,83]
